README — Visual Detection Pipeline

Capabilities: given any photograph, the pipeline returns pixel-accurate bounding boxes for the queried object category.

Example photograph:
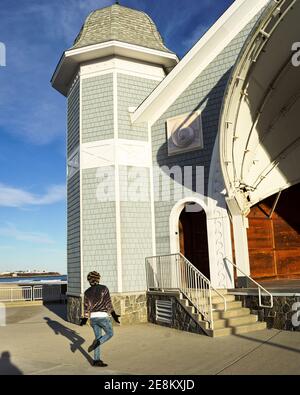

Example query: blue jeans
[90,317,114,361]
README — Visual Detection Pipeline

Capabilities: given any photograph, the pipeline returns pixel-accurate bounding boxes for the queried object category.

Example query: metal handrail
[146,253,227,330]
[223,257,273,308]
[178,253,227,318]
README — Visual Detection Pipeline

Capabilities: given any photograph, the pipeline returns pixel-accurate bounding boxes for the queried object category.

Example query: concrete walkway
[0,304,300,375]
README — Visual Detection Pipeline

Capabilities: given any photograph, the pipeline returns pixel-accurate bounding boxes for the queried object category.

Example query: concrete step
[232,321,267,335]
[208,321,267,337]
[183,299,239,318]
[179,299,190,307]
[213,300,242,310]
[207,327,232,337]
[213,307,251,320]
[193,309,257,329]
[189,294,235,305]
[185,305,195,314]
[212,289,228,296]
[181,294,235,311]
[213,314,258,329]
[179,300,196,314]
[192,314,215,331]
[178,291,266,338]
[211,294,236,304]
[197,320,210,331]
[212,319,227,329]
[227,314,257,327]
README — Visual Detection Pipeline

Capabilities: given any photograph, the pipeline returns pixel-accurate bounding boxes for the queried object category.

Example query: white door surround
[169,196,234,288]
[169,197,208,256]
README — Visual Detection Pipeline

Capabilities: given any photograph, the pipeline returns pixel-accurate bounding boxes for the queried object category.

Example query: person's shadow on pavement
[0,351,23,375]
[44,317,93,365]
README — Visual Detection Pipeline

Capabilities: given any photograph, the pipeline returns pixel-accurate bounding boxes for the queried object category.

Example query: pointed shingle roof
[72,4,173,54]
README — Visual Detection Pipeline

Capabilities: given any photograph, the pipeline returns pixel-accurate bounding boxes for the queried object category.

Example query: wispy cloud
[0,0,112,146]
[0,98,66,146]
[182,24,210,52]
[0,0,235,145]
[0,223,54,244]
[146,0,234,57]
[15,0,114,47]
[0,183,66,208]
[161,3,201,41]
[2,0,114,47]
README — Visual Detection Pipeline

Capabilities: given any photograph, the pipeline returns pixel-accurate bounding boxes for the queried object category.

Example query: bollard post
[0,303,6,326]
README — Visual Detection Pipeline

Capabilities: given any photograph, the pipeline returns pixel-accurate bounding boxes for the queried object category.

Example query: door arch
[170,198,210,279]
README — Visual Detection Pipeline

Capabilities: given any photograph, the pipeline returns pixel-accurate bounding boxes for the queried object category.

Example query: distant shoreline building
[52,0,300,334]
[0,271,61,278]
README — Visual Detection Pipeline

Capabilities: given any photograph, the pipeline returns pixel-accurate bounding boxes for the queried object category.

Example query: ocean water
[0,275,67,284]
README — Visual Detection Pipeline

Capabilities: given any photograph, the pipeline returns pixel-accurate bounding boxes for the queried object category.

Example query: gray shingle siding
[82,167,118,292]
[67,81,80,157]
[117,74,158,141]
[152,16,260,256]
[82,74,114,143]
[67,172,81,294]
[119,166,152,292]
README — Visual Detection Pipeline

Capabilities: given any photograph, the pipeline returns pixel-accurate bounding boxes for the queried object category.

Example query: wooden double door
[247,183,300,280]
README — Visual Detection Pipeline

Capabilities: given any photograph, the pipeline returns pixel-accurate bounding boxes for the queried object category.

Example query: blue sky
[0,0,234,274]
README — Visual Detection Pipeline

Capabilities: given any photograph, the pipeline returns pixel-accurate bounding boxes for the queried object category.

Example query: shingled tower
[52,4,178,323]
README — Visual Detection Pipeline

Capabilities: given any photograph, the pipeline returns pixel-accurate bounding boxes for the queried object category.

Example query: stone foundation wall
[67,292,147,325]
[111,292,147,324]
[235,294,300,331]
[147,292,206,335]
[67,295,82,325]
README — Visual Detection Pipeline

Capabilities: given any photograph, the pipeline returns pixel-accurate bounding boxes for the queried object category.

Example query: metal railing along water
[223,257,273,308]
[146,253,227,330]
[33,286,43,300]
[0,284,63,303]
[0,286,32,302]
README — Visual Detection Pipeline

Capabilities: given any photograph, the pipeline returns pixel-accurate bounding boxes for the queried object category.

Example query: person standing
[80,271,120,367]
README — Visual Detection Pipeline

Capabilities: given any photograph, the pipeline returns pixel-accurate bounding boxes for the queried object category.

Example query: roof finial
[115,0,120,4]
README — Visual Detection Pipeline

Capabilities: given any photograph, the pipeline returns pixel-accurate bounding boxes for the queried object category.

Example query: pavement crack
[215,330,283,375]
[29,363,73,375]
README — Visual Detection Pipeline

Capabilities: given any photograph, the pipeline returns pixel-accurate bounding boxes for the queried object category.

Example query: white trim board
[52,41,178,96]
[148,123,157,257]
[113,71,123,293]
[80,56,165,82]
[80,139,152,169]
[79,75,84,296]
[132,0,269,127]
